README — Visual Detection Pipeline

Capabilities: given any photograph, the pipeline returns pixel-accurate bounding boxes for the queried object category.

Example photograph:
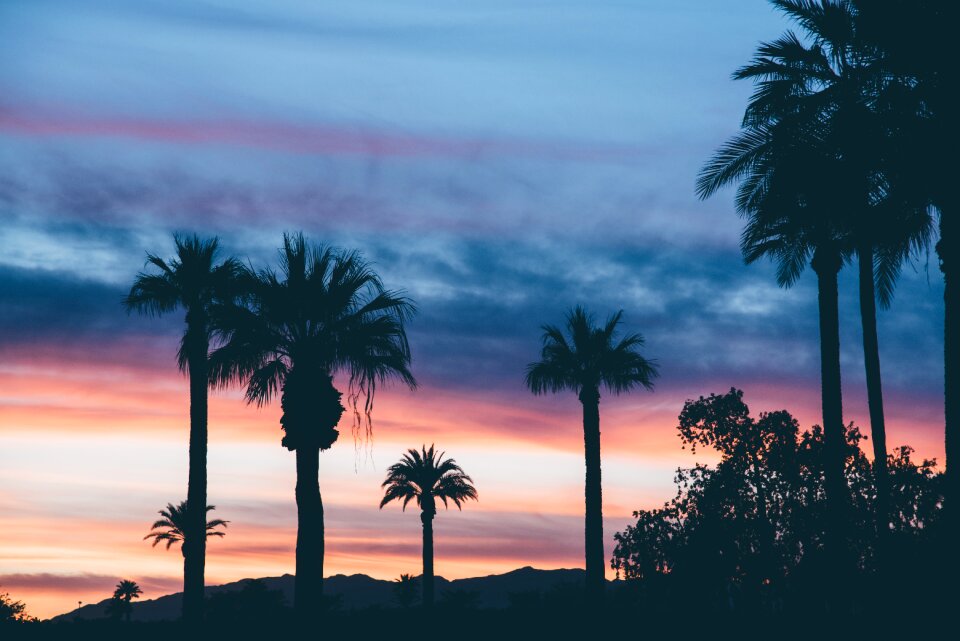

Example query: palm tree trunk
[421,511,435,608]
[857,244,890,566]
[183,336,208,623]
[294,445,324,618]
[812,246,847,605]
[579,386,605,608]
[939,214,959,570]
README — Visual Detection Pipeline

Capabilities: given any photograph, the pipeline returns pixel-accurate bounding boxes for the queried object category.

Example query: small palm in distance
[144,501,229,553]
[380,445,477,608]
[393,573,419,609]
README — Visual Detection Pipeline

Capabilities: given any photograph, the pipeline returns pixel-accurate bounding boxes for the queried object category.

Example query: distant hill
[48,567,588,622]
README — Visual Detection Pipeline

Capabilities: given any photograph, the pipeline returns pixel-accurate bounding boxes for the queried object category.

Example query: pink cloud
[0,104,649,164]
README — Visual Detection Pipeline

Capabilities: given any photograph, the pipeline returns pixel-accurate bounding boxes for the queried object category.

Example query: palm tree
[698,84,855,580]
[856,0,955,562]
[380,445,477,608]
[697,0,935,578]
[124,234,241,623]
[210,233,416,619]
[110,580,142,623]
[143,501,229,555]
[525,307,658,606]
[393,574,420,609]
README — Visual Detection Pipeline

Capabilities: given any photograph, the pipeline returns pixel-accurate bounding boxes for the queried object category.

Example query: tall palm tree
[210,233,416,619]
[525,307,658,606]
[110,580,142,623]
[698,0,935,576]
[380,445,478,608]
[698,84,855,579]
[124,234,241,623]
[856,0,955,563]
[143,501,229,553]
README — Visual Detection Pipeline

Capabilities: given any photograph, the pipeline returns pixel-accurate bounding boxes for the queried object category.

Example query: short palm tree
[211,233,416,619]
[143,501,229,554]
[124,234,241,623]
[525,307,658,606]
[393,573,420,609]
[380,445,477,608]
[109,580,142,623]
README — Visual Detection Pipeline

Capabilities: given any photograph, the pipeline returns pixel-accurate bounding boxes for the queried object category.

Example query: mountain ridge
[48,566,590,622]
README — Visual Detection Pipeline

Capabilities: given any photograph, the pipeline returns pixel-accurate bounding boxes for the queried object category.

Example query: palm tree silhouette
[143,501,229,554]
[211,233,416,619]
[124,234,241,623]
[110,580,142,623]
[393,574,419,609]
[525,307,658,606]
[857,0,955,561]
[722,0,933,567]
[380,445,477,609]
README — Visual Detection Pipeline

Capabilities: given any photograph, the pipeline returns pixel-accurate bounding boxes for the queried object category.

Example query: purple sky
[0,0,946,619]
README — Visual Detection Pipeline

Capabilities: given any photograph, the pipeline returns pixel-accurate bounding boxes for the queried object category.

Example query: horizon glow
[0,0,946,619]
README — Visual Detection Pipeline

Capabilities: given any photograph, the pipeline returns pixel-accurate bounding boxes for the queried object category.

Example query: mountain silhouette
[48,567,590,621]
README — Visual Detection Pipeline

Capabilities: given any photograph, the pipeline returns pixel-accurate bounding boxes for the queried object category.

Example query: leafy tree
[143,501,229,553]
[0,590,35,624]
[108,580,143,623]
[612,388,944,614]
[211,233,416,619]
[124,234,241,622]
[393,574,419,609]
[526,306,657,606]
[380,445,477,608]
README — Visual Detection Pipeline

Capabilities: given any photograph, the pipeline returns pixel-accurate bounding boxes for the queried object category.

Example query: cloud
[0,105,653,164]
[0,572,180,595]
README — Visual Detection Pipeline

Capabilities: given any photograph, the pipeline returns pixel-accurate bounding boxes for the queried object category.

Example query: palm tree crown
[525,306,658,400]
[143,501,229,551]
[123,234,243,369]
[211,232,417,450]
[113,580,142,603]
[380,445,478,516]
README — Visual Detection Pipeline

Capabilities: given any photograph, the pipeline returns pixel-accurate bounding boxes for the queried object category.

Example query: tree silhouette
[725,0,933,574]
[855,0,955,575]
[0,590,35,624]
[525,306,658,606]
[612,388,944,615]
[108,580,142,623]
[393,574,419,609]
[124,234,241,623]
[211,233,416,619]
[143,501,228,553]
[380,445,477,608]
[206,579,288,623]
[696,5,864,588]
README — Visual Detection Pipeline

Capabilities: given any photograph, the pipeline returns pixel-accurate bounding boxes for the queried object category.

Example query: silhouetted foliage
[143,501,229,553]
[205,580,288,623]
[0,590,36,624]
[106,580,143,623]
[526,306,657,606]
[124,233,243,623]
[393,574,419,609]
[612,388,943,614]
[210,233,416,619]
[380,445,477,608]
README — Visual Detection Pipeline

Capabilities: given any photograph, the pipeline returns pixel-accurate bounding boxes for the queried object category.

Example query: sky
[0,0,946,620]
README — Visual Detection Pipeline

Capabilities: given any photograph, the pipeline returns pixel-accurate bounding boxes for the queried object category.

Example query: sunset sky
[0,0,946,620]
